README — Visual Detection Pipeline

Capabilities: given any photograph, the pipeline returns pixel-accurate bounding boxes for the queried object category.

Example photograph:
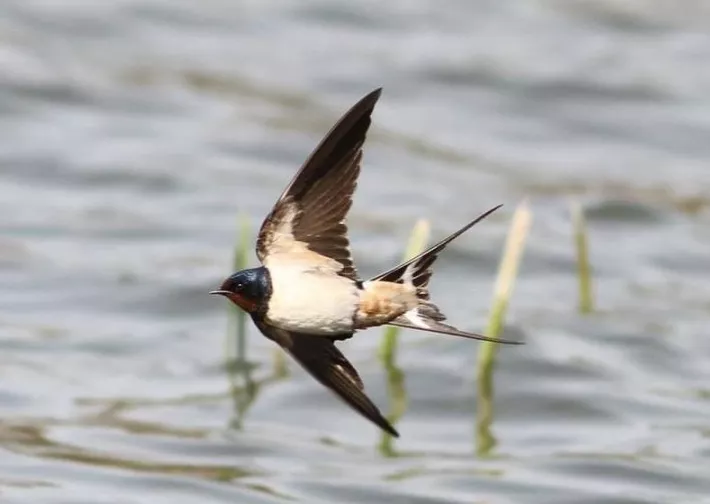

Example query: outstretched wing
[256,88,382,281]
[255,320,398,437]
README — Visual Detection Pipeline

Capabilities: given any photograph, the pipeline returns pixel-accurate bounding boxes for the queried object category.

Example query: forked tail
[369,204,522,345]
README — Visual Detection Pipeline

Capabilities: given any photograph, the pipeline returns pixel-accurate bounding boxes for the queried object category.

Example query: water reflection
[475,359,497,457]
[0,417,252,481]
[3,1,710,501]
[376,220,430,455]
[475,203,532,456]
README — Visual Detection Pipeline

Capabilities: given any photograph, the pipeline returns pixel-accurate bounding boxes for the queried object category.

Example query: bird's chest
[265,264,359,335]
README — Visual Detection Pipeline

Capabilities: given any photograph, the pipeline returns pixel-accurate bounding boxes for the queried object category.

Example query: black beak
[209,290,230,296]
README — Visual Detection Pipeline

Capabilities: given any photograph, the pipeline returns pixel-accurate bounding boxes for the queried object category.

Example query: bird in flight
[210,88,521,437]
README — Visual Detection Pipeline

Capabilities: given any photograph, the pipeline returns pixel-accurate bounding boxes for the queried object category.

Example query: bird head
[210,267,270,313]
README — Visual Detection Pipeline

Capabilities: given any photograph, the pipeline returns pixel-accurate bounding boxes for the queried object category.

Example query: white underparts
[265,262,359,335]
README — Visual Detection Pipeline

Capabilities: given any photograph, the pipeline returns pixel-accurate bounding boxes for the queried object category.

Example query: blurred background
[1,1,710,503]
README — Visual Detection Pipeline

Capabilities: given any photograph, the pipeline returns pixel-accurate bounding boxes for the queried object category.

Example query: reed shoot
[476,201,532,455]
[571,201,594,314]
[378,219,430,454]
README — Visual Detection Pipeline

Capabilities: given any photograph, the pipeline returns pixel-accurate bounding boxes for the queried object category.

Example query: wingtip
[382,422,400,438]
[373,406,399,437]
[360,87,383,108]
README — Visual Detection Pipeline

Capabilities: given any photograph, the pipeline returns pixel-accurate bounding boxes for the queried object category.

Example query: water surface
[2,1,710,502]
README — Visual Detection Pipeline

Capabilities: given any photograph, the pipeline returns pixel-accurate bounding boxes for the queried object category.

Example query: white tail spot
[402,261,417,285]
[404,308,429,328]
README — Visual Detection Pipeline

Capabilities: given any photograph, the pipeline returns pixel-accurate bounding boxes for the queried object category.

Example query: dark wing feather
[287,333,399,437]
[256,320,398,437]
[256,88,382,280]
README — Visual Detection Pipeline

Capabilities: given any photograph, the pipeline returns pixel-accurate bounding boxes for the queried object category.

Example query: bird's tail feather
[369,204,522,345]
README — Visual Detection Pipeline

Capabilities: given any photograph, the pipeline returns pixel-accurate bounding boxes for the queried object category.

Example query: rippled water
[2,1,710,502]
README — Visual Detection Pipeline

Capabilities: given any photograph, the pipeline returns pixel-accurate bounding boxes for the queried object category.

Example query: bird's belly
[266,266,359,335]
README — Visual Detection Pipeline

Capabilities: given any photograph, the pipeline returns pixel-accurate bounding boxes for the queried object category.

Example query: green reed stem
[571,201,594,314]
[378,219,430,454]
[476,201,532,456]
[225,215,252,429]
[226,215,251,367]
[378,219,431,365]
[272,347,289,379]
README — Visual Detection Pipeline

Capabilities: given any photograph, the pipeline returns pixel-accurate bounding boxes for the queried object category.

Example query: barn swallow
[210,88,521,437]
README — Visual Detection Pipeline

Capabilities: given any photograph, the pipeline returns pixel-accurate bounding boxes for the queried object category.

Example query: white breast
[265,263,359,335]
